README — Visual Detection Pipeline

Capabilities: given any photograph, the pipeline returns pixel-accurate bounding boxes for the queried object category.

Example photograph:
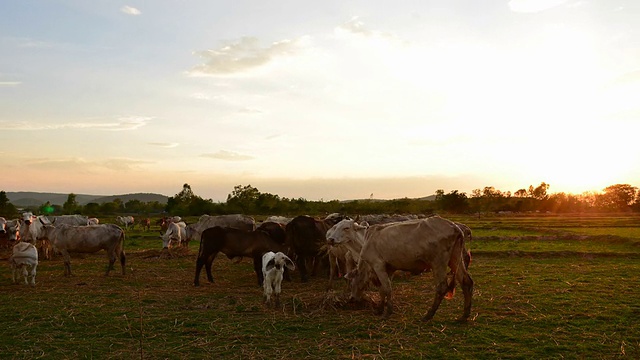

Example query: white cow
[116,216,135,230]
[160,221,188,249]
[41,224,126,276]
[10,242,38,285]
[344,216,474,321]
[262,251,295,307]
[21,212,53,259]
[50,215,90,226]
[88,217,99,225]
[325,219,368,289]
[263,216,293,225]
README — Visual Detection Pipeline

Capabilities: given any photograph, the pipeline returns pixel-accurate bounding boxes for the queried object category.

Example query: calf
[194,226,287,287]
[262,251,295,307]
[10,242,38,285]
[160,221,187,249]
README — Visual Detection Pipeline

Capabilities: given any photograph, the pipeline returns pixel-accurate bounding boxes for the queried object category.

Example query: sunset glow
[1,1,638,201]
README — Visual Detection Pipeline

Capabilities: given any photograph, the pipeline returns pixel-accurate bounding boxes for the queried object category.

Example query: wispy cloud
[0,81,21,86]
[121,6,141,16]
[188,37,299,76]
[337,16,372,36]
[19,157,150,172]
[508,0,569,13]
[148,142,179,148]
[0,116,153,131]
[200,150,254,161]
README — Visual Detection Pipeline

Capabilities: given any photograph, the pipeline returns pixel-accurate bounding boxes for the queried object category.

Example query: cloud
[0,81,21,86]
[148,142,179,148]
[188,37,299,76]
[0,116,153,131]
[337,16,372,36]
[121,6,141,15]
[16,156,150,173]
[508,0,569,13]
[200,150,254,161]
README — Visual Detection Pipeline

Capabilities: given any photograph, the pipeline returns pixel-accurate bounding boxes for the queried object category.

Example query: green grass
[1,215,639,359]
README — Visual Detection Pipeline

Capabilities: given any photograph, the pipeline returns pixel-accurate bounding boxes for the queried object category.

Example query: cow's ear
[265,259,276,272]
[284,256,295,271]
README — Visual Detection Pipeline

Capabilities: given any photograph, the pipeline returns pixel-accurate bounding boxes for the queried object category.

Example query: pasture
[1,214,639,359]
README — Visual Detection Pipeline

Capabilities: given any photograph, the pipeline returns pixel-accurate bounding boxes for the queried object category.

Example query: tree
[599,184,637,211]
[0,191,18,217]
[435,190,469,213]
[530,182,550,200]
[63,193,79,214]
[226,185,261,213]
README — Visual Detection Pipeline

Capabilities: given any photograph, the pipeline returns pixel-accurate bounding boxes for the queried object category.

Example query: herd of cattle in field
[1,212,474,321]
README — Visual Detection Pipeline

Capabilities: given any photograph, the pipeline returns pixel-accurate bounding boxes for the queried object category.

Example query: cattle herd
[1,211,474,321]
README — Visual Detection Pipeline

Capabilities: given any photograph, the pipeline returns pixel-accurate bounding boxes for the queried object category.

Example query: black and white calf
[261,251,295,307]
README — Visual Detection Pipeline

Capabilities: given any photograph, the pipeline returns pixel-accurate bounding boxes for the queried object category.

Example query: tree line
[1,182,639,219]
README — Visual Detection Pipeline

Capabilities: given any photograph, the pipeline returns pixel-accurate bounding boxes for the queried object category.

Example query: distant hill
[6,192,169,207]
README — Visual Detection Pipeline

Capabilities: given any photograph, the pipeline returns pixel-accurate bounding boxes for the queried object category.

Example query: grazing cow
[40,224,126,276]
[10,242,38,285]
[116,216,135,230]
[262,251,295,307]
[186,214,256,243]
[193,226,287,287]
[88,217,99,225]
[50,215,90,226]
[326,219,368,289]
[344,216,474,321]
[160,221,188,249]
[140,218,151,232]
[285,214,348,282]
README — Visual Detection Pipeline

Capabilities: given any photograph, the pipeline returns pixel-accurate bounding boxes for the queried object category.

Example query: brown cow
[345,216,473,321]
[193,226,287,287]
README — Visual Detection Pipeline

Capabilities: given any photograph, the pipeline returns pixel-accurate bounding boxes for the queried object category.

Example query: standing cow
[285,214,348,282]
[344,216,474,321]
[194,226,288,287]
[41,224,126,276]
[186,214,256,244]
[116,216,135,230]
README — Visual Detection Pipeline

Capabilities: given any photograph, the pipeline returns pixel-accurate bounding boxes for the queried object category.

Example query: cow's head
[326,219,367,246]
[344,261,378,301]
[265,252,295,272]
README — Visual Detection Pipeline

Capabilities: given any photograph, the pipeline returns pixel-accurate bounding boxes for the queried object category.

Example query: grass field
[1,214,639,359]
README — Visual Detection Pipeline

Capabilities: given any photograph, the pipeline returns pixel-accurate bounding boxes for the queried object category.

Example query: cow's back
[362,216,460,270]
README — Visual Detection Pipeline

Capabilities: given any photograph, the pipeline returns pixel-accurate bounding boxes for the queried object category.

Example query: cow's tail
[119,229,127,274]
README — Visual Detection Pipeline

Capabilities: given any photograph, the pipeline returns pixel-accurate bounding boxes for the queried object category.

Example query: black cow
[285,214,348,282]
[194,226,287,287]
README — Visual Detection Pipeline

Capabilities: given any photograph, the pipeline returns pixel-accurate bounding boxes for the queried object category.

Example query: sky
[1,0,639,202]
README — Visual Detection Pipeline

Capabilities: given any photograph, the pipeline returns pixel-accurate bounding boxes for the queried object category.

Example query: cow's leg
[29,264,37,286]
[106,250,116,276]
[11,264,17,284]
[371,265,393,318]
[21,266,29,285]
[253,256,264,287]
[423,263,449,322]
[62,250,72,276]
[458,270,474,321]
[205,252,218,283]
[263,281,273,306]
[297,255,309,282]
[120,251,127,275]
[194,255,205,286]
[327,252,337,290]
